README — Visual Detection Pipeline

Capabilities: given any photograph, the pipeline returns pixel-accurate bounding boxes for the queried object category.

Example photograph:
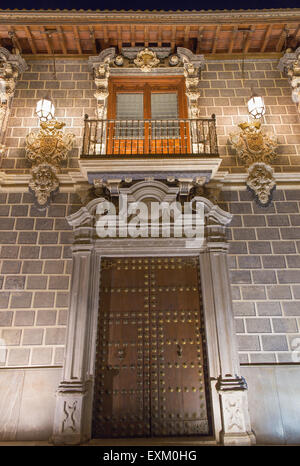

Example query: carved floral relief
[133,48,160,72]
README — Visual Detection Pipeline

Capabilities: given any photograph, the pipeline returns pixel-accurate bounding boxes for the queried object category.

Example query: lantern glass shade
[36,97,55,121]
[247,95,265,119]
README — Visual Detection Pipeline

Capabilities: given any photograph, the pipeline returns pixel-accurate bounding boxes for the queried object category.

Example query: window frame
[107,76,188,120]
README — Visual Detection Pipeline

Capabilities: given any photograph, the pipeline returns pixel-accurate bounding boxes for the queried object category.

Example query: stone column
[177,48,206,154]
[88,48,115,119]
[0,47,27,155]
[52,243,94,445]
[87,48,115,155]
[278,47,300,112]
[177,47,205,119]
[206,219,255,445]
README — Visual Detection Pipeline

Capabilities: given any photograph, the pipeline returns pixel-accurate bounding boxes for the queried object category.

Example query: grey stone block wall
[0,191,82,367]
[0,57,299,369]
[1,188,299,367]
[1,58,300,175]
[221,189,300,364]
[1,59,96,173]
[199,60,300,173]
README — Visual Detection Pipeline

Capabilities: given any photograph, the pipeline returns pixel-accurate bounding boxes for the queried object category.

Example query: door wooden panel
[92,257,211,438]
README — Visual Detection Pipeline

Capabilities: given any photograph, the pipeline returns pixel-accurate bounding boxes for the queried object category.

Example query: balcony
[79,115,221,185]
[82,115,218,157]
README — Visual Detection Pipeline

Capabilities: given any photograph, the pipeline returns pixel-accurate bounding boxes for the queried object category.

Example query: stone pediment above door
[67,181,232,230]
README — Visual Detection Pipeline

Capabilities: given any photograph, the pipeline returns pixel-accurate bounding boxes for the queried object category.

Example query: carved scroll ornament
[0,47,27,152]
[229,121,278,206]
[25,120,75,207]
[278,47,300,112]
[133,48,160,72]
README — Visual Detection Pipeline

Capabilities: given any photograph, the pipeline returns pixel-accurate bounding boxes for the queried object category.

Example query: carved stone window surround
[88,47,205,122]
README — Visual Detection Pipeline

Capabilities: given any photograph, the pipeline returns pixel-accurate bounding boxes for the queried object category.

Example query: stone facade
[1,188,299,368]
[0,53,299,444]
[221,189,300,364]
[0,191,81,367]
[199,60,299,172]
[2,58,299,173]
[1,59,96,172]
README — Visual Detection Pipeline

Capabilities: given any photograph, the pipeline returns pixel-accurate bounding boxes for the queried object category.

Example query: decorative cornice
[1,170,300,192]
[0,9,299,25]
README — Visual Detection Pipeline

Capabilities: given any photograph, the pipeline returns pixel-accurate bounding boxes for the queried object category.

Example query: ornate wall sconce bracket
[25,120,75,207]
[229,121,278,206]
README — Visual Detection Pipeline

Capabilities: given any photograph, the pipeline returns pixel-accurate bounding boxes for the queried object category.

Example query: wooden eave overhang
[0,8,299,58]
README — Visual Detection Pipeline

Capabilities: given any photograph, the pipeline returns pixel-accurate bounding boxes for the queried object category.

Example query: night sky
[0,0,299,11]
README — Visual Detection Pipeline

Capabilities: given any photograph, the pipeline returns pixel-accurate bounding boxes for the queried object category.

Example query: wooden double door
[92,256,211,438]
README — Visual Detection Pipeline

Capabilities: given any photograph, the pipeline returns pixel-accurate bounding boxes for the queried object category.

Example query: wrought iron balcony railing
[81,115,218,157]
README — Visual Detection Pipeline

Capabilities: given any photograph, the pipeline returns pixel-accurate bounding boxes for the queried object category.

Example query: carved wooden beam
[24,26,37,54]
[42,26,53,54]
[171,26,176,51]
[117,25,122,52]
[144,26,149,48]
[89,26,97,54]
[212,25,220,54]
[196,27,204,54]
[73,26,82,54]
[243,26,255,53]
[184,26,190,49]
[157,25,162,47]
[276,24,288,52]
[57,26,67,55]
[228,26,238,54]
[260,24,273,52]
[8,26,22,53]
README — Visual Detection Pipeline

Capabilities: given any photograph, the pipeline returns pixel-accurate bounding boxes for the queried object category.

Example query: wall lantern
[27,93,74,208]
[36,95,55,121]
[247,89,265,119]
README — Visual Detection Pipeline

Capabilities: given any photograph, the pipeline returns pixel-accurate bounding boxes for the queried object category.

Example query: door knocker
[177,344,183,358]
[116,347,126,360]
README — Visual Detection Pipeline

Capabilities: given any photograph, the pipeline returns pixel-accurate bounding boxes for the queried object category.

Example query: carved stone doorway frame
[51,189,255,446]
